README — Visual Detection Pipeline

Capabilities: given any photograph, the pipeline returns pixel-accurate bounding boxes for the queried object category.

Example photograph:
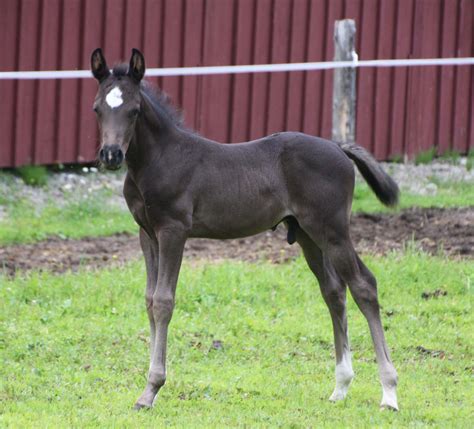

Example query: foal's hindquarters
[287,146,398,410]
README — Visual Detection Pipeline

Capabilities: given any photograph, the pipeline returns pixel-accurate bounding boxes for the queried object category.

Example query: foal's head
[91,48,145,169]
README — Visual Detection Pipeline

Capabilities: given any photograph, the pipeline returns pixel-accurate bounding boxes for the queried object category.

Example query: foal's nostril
[100,145,124,169]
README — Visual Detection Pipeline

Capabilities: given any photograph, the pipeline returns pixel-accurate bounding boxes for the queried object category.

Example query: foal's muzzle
[99,144,124,170]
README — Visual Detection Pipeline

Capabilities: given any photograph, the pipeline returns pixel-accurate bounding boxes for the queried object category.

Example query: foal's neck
[125,94,187,177]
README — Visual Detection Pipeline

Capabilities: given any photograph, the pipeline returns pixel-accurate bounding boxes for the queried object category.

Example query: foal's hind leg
[296,229,354,402]
[325,237,398,410]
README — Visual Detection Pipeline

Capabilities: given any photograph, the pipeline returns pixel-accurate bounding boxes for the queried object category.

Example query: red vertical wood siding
[286,0,310,133]
[13,0,42,167]
[389,0,414,158]
[248,0,273,141]
[57,0,83,164]
[0,0,20,167]
[230,0,256,143]
[0,0,472,167]
[266,0,292,135]
[200,0,235,142]
[303,0,329,137]
[181,0,205,133]
[453,0,473,154]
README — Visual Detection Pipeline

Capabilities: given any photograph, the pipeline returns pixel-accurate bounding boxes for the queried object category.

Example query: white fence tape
[0,57,473,80]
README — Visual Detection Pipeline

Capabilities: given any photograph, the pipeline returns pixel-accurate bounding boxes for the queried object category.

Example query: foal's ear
[128,48,145,83]
[91,48,110,83]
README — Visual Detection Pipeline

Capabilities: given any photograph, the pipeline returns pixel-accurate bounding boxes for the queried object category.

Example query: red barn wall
[0,0,472,167]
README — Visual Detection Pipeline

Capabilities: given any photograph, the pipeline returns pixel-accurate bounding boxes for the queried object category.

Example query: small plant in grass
[439,149,461,164]
[16,165,48,187]
[466,150,474,171]
[388,154,403,164]
[414,147,436,165]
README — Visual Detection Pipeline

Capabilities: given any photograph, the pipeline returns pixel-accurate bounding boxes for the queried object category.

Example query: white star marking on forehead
[105,86,123,109]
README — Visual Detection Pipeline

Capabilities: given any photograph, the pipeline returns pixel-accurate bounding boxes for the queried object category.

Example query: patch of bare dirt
[350,207,473,257]
[0,207,472,276]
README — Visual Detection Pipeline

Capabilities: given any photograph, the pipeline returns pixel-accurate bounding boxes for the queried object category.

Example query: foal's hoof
[133,401,152,411]
[329,391,347,402]
[329,380,352,402]
[134,388,157,410]
[380,402,399,412]
[380,397,399,411]
[380,388,399,411]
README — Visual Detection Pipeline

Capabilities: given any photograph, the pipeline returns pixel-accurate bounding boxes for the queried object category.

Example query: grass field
[352,180,474,213]
[1,252,472,428]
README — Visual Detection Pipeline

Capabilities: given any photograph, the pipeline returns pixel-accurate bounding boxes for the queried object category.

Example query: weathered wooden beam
[332,19,357,143]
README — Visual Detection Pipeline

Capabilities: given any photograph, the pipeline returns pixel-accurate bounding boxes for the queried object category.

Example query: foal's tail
[338,142,399,207]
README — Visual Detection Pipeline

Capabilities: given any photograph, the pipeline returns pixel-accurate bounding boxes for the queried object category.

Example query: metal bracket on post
[332,19,357,143]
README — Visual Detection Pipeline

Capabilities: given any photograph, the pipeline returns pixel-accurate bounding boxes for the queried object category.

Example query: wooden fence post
[332,19,357,143]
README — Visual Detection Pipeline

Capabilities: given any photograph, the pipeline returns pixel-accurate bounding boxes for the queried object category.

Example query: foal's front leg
[139,228,159,363]
[134,228,186,409]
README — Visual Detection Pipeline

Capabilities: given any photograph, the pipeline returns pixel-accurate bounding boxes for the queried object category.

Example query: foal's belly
[189,197,290,239]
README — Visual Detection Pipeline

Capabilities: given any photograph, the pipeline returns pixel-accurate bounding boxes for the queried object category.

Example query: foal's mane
[112,64,184,129]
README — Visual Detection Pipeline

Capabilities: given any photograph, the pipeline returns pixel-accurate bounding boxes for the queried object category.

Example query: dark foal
[91,48,400,410]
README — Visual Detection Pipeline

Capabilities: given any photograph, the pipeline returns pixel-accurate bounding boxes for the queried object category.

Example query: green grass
[1,253,472,427]
[0,170,134,244]
[352,180,474,213]
[0,171,473,245]
[15,166,49,187]
[415,148,437,165]
[466,150,474,171]
[438,149,461,163]
[0,196,133,244]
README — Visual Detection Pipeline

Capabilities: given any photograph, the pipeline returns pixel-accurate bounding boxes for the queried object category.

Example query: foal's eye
[93,107,100,116]
[129,109,140,118]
